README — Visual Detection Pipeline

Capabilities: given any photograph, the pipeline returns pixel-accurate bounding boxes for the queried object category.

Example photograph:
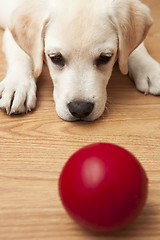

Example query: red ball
[59,143,148,233]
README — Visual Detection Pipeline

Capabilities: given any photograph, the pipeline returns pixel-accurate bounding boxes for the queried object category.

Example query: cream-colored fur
[0,0,159,121]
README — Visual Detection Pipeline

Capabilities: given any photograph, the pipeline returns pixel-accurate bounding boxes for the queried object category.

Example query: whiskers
[101,96,112,120]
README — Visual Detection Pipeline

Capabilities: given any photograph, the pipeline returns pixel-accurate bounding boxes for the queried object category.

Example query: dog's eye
[95,53,113,67]
[49,53,65,67]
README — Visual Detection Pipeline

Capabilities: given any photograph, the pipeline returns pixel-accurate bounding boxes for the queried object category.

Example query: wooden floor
[0,1,160,239]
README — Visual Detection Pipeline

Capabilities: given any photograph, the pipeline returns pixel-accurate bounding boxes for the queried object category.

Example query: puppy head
[9,0,152,121]
[44,1,119,121]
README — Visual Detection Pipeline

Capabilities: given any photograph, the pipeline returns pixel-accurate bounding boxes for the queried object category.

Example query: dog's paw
[129,58,160,96]
[0,75,37,115]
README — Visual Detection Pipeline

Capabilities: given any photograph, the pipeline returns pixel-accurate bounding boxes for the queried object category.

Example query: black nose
[68,101,94,119]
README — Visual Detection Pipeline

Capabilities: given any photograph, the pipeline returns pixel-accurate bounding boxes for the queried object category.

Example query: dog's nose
[68,101,94,119]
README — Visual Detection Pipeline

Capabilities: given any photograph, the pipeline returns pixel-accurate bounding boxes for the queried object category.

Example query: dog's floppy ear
[9,2,49,78]
[109,0,153,75]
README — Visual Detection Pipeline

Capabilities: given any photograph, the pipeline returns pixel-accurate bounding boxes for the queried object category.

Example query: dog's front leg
[128,42,160,95]
[0,28,37,114]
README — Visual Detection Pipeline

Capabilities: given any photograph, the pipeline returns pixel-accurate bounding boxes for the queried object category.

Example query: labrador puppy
[0,0,160,121]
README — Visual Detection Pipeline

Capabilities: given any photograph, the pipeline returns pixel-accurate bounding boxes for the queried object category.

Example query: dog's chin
[58,114,102,122]
[55,105,106,122]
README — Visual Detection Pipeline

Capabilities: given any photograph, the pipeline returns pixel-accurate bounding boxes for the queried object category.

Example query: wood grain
[0,1,160,239]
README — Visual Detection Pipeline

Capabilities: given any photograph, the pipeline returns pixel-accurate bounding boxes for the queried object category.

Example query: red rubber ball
[59,143,148,233]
